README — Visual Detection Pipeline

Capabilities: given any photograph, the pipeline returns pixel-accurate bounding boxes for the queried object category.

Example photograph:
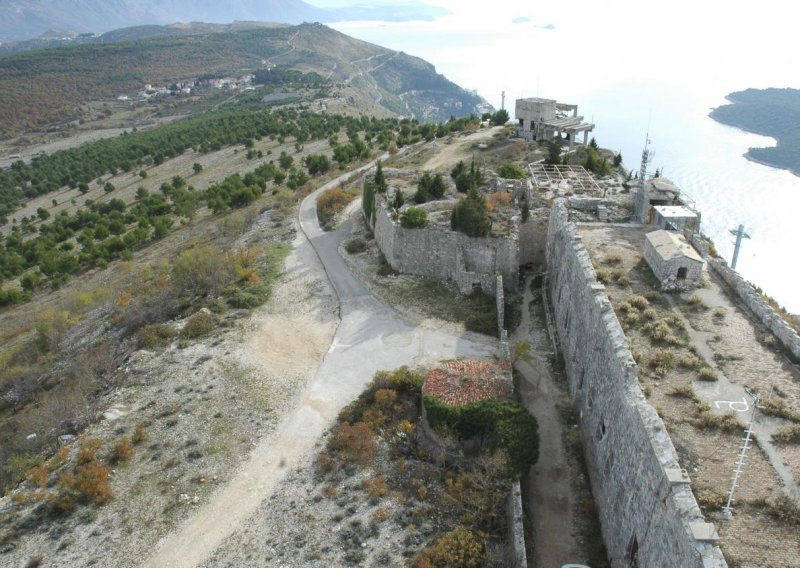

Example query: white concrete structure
[652,205,699,232]
[514,97,594,149]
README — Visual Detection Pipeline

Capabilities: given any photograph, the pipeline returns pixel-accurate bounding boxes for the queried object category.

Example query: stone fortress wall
[689,233,800,360]
[547,200,726,568]
[369,196,520,294]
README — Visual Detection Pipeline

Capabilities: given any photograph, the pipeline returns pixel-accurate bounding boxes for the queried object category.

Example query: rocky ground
[0,209,338,568]
[580,223,800,567]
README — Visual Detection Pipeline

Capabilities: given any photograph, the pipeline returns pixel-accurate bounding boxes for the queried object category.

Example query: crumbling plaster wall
[547,200,726,568]
[371,198,519,295]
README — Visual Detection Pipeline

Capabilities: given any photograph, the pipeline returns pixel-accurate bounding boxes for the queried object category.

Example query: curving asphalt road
[145,163,496,568]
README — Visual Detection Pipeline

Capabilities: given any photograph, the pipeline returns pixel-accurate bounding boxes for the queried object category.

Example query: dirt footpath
[514,273,608,568]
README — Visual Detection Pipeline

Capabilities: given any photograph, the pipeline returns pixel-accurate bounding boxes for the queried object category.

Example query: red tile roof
[423,360,512,407]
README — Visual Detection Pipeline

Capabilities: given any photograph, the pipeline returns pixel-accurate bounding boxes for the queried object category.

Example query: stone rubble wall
[370,196,519,295]
[689,233,800,360]
[519,209,549,267]
[506,481,528,568]
[547,200,726,568]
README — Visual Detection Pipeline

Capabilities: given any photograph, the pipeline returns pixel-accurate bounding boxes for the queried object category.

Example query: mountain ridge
[0,0,448,42]
[0,23,489,136]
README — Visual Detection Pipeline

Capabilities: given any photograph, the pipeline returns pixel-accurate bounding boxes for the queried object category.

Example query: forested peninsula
[710,87,800,176]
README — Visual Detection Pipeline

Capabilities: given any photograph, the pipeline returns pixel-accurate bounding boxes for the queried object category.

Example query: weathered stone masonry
[370,197,519,295]
[689,233,800,360]
[547,200,726,568]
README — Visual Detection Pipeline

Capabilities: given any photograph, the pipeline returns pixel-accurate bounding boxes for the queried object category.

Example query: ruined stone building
[514,97,594,149]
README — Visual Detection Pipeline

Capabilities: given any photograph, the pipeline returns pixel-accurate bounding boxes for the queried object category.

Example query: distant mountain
[0,23,488,136]
[0,0,448,42]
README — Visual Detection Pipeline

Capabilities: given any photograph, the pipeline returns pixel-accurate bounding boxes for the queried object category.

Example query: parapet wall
[688,233,800,360]
[371,197,519,295]
[547,200,726,568]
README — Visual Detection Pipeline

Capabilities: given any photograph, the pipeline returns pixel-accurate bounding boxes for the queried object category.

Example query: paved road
[145,164,496,568]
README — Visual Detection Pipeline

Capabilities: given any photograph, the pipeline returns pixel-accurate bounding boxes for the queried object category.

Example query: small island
[710,87,800,176]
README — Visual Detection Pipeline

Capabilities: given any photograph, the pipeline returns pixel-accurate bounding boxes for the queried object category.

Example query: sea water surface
[329,2,800,312]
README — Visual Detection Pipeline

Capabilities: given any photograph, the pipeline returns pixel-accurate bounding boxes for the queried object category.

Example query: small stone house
[644,230,705,290]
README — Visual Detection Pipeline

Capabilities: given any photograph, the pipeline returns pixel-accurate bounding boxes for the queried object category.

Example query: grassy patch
[772,423,800,444]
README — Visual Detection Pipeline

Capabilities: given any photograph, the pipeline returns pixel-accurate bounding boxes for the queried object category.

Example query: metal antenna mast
[729,224,751,270]
[634,134,653,222]
[723,389,760,517]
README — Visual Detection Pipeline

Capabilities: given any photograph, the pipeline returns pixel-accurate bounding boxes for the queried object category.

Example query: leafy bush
[401,207,428,228]
[423,397,538,476]
[180,312,215,339]
[171,245,233,299]
[451,189,491,237]
[136,324,177,349]
[414,526,486,568]
[317,187,357,230]
[224,282,271,308]
[497,163,526,179]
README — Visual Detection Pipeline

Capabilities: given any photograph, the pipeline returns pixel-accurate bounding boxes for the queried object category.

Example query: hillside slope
[0,23,487,136]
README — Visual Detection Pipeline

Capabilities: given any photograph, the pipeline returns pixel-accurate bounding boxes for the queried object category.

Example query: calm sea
[331,6,800,312]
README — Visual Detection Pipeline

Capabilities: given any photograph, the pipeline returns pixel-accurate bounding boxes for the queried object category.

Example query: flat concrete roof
[653,205,698,219]
[645,229,703,263]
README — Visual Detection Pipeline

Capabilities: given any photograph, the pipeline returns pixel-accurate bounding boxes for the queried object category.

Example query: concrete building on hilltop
[514,97,595,149]
[652,205,699,232]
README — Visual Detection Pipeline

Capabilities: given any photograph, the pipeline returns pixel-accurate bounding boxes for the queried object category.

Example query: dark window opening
[677,267,688,279]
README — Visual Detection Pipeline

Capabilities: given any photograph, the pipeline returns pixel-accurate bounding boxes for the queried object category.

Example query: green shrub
[451,188,491,237]
[400,207,428,228]
[497,163,526,179]
[180,312,214,339]
[225,282,271,309]
[423,397,538,476]
[171,245,233,299]
[136,324,177,349]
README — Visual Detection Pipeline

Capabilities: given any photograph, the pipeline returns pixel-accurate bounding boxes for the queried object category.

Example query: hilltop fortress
[362,102,800,567]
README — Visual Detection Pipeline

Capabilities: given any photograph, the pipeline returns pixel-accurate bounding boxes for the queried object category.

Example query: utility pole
[729,224,751,270]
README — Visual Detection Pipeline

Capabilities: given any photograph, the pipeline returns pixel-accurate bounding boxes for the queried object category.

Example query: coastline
[741,151,800,178]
